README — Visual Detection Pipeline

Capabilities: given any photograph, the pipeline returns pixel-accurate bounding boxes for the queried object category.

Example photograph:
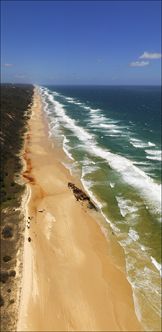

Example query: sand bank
[17,89,142,331]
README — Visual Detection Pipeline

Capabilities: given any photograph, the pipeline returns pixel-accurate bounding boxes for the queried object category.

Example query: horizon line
[1,82,161,87]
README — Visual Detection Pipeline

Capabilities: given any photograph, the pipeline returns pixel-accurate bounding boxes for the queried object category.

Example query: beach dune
[17,90,142,331]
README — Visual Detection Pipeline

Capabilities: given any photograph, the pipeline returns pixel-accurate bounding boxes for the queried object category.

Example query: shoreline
[17,88,142,331]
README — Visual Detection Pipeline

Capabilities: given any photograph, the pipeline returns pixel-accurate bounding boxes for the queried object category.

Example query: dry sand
[17,89,142,331]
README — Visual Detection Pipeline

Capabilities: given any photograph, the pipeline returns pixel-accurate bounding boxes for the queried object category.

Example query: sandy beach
[17,89,142,332]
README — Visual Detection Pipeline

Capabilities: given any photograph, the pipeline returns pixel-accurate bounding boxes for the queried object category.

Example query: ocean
[39,85,161,331]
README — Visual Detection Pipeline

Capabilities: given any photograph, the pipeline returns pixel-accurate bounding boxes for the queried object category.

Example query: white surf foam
[151,256,162,277]
[82,164,99,176]
[41,87,161,216]
[116,196,139,218]
[148,141,156,147]
[83,106,91,110]
[75,102,83,105]
[110,182,115,188]
[130,139,157,151]
[88,109,130,138]
[81,177,103,210]
[65,97,75,102]
[133,161,149,166]
[130,138,150,149]
[146,156,161,161]
[128,229,140,241]
[81,175,121,235]
[145,149,162,156]
[145,149,162,161]
[88,109,123,134]
[89,108,101,114]
[63,96,84,106]
[47,93,95,144]
[99,123,117,129]
[89,145,161,214]
[63,136,74,161]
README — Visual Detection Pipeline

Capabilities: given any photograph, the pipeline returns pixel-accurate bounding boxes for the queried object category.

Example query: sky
[1,0,161,85]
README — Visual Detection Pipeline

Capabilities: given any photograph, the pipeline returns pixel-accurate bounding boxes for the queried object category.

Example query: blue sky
[1,0,161,85]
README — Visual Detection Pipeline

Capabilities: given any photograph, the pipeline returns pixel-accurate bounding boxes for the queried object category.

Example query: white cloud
[139,52,162,59]
[129,61,149,67]
[3,63,13,67]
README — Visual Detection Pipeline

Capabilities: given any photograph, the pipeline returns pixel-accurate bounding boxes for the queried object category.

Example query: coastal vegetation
[0,84,33,331]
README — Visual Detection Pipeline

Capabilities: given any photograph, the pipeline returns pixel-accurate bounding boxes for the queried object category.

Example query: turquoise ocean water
[39,85,161,331]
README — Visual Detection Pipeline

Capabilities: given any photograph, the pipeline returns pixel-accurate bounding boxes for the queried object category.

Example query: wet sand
[17,89,142,331]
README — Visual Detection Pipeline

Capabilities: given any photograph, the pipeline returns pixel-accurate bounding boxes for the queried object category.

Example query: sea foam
[145,149,162,161]
[116,196,139,218]
[40,87,161,216]
[151,256,162,277]
[130,138,154,149]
